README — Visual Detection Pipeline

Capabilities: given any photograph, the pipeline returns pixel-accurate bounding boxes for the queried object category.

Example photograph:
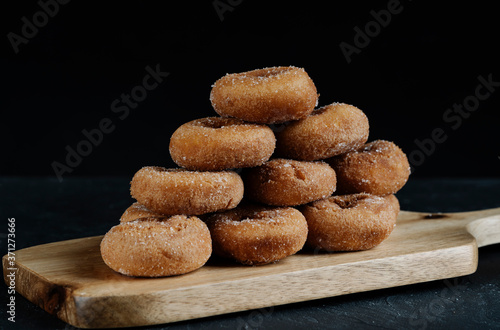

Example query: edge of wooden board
[2,210,481,328]
[70,243,478,328]
[3,242,478,328]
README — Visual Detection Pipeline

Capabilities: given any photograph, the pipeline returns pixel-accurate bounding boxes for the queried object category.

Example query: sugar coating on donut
[120,202,161,223]
[300,193,399,251]
[210,66,318,124]
[169,116,276,171]
[384,194,400,213]
[206,204,308,265]
[275,102,369,161]
[100,216,212,277]
[243,158,337,206]
[130,166,244,215]
[327,140,410,195]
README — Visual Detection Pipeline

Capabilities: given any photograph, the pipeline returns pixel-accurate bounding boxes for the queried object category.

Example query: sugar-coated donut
[169,117,276,171]
[130,166,244,215]
[275,103,369,161]
[120,201,213,224]
[100,216,212,277]
[300,193,399,251]
[327,140,410,195]
[243,158,336,206]
[210,66,318,124]
[206,203,308,265]
[384,194,401,213]
[120,202,161,223]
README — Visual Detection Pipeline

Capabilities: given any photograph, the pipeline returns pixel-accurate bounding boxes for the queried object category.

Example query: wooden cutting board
[3,208,500,328]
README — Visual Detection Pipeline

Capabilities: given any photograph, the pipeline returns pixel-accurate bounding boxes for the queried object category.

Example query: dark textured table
[1,177,499,329]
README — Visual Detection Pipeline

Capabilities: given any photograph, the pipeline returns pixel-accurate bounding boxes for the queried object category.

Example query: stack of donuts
[100,66,411,277]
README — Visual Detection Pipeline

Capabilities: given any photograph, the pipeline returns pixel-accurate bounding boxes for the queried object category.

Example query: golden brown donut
[327,140,410,195]
[205,203,308,265]
[100,216,212,277]
[210,66,318,124]
[169,117,276,171]
[300,193,399,251]
[275,102,369,161]
[384,194,401,213]
[130,166,244,216]
[120,202,161,223]
[243,158,336,206]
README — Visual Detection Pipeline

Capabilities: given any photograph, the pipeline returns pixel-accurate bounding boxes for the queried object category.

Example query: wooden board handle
[427,207,500,248]
[466,211,500,248]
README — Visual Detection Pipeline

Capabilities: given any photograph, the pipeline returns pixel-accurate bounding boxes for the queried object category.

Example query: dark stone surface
[0,177,499,329]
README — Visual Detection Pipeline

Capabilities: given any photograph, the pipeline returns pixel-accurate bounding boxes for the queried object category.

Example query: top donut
[210,66,318,124]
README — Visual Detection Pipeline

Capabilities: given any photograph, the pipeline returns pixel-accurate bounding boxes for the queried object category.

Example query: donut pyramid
[100,66,411,277]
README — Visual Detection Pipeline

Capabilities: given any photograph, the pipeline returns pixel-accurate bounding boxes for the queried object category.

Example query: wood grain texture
[3,208,500,328]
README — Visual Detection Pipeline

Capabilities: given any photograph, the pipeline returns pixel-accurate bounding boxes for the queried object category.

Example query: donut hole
[331,194,371,209]
[130,216,165,223]
[247,67,291,79]
[152,167,185,174]
[251,209,283,222]
[173,222,188,231]
[291,165,307,181]
[362,140,391,154]
[194,117,242,129]
[220,205,287,224]
[334,198,358,209]
[147,166,176,173]
[235,210,271,222]
[309,106,329,117]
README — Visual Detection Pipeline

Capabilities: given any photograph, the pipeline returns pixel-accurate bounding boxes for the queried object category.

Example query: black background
[2,0,499,179]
